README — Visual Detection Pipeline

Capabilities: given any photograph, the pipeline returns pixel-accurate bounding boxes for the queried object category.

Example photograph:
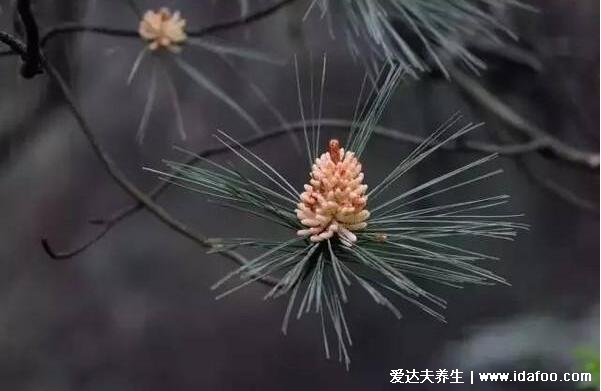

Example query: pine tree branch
[495,120,598,213]
[521,164,599,213]
[37,0,297,48]
[1,0,297,56]
[45,117,596,261]
[36,49,278,286]
[16,0,43,78]
[449,66,600,170]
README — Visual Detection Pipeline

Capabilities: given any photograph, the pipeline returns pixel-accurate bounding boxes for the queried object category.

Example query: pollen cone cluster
[297,140,370,245]
[139,8,187,51]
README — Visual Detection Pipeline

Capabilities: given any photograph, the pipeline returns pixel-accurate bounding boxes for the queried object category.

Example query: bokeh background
[0,0,598,390]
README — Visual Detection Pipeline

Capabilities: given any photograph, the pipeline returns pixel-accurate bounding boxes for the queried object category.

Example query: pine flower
[149,62,526,368]
[139,8,187,52]
[296,139,369,245]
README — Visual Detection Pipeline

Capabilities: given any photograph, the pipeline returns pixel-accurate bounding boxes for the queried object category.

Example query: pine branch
[16,0,43,77]
[449,66,600,170]
[0,23,275,285]
[1,0,297,57]
[45,116,596,261]
[37,0,297,48]
[521,163,599,213]
[40,56,277,283]
[1,25,596,261]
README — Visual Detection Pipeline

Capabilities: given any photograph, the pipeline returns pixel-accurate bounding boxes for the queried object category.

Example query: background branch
[38,0,297,48]
[2,0,297,56]
[520,162,599,213]
[39,54,277,286]
[449,66,600,170]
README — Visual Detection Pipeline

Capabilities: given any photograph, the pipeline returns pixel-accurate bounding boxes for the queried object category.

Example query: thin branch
[40,24,139,47]
[495,120,598,213]
[37,0,297,48]
[521,163,599,213]
[450,66,600,170]
[189,0,297,37]
[36,51,278,286]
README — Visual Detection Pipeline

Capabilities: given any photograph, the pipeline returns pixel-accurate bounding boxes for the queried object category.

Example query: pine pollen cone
[139,8,187,51]
[296,139,370,246]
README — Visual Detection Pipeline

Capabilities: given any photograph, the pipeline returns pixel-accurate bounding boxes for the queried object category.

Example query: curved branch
[188,0,296,36]
[40,24,139,47]
[522,164,599,213]
[38,0,297,48]
[450,66,600,170]
[38,52,278,286]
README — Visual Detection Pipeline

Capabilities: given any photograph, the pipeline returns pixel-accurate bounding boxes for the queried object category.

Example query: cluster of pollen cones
[296,139,370,246]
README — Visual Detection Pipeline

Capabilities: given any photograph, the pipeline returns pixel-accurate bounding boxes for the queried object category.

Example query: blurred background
[0,0,598,390]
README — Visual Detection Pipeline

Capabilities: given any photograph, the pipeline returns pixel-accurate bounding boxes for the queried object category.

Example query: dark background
[0,0,598,390]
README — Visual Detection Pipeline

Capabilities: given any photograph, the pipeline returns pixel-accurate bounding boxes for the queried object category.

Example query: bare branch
[37,52,278,286]
[37,0,297,48]
[450,66,600,170]
[522,165,599,213]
